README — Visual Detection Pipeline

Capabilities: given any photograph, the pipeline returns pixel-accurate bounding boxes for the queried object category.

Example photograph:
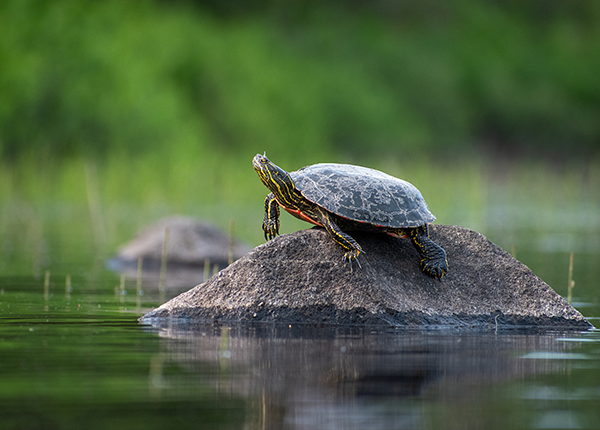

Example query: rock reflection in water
[145,322,582,429]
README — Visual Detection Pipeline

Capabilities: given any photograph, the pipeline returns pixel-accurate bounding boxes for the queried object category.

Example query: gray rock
[111,215,252,268]
[141,225,592,329]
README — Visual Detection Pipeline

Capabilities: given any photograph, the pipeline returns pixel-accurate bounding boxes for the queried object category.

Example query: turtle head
[253,154,298,204]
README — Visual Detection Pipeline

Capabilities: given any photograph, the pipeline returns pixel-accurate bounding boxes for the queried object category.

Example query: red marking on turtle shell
[283,206,409,239]
[283,207,322,227]
[387,232,409,239]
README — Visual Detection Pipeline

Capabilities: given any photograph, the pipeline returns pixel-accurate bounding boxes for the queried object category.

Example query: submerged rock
[141,225,592,329]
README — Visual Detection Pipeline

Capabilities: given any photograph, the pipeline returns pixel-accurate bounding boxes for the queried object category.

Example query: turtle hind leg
[408,225,448,279]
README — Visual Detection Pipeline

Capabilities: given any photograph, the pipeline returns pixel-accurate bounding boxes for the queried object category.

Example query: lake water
[1,222,599,429]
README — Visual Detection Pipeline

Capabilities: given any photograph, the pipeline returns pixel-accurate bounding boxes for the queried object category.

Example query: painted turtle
[252,154,448,278]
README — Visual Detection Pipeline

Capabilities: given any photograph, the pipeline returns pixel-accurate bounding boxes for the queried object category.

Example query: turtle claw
[263,228,276,241]
[262,220,279,241]
[420,256,448,280]
[343,249,364,272]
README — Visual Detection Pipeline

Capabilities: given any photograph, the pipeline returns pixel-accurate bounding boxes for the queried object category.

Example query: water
[1,266,599,430]
[1,216,599,429]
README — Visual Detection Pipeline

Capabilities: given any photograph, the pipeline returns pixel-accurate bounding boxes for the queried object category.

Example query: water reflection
[145,322,598,429]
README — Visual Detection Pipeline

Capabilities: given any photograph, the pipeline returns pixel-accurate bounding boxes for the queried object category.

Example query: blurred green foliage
[0,1,598,332]
[1,0,599,165]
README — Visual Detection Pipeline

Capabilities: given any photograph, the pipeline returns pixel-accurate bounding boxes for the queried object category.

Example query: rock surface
[110,215,252,268]
[141,225,592,329]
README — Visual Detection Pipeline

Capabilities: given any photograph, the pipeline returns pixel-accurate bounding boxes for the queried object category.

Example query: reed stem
[158,227,169,304]
[137,257,143,296]
[136,258,143,312]
[44,270,50,301]
[204,258,210,281]
[119,273,126,304]
[65,274,71,300]
[228,219,235,266]
[567,252,574,305]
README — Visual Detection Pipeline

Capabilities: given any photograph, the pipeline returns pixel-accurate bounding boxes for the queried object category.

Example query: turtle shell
[290,163,435,228]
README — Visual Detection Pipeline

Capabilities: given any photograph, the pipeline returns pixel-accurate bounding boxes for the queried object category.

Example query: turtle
[252,154,448,278]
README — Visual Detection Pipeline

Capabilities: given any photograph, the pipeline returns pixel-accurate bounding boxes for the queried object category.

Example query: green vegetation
[1,0,599,163]
[0,0,599,289]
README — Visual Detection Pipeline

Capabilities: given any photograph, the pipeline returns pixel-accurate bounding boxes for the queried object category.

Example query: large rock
[141,225,592,329]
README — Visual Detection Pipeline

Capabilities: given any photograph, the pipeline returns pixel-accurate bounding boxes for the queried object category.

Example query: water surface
[1,206,599,430]
[1,269,599,430]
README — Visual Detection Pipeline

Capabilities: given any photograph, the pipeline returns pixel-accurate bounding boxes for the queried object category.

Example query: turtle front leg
[316,208,364,268]
[409,225,448,279]
[262,193,280,240]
